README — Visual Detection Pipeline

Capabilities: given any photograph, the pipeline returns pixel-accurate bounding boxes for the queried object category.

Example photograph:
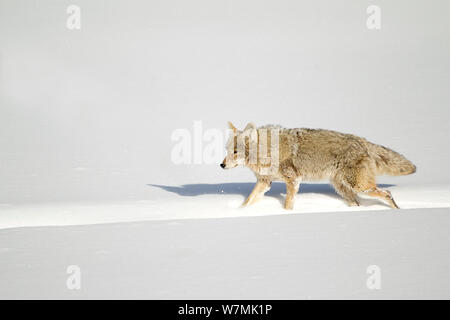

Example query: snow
[2,180,449,299]
[1,206,449,299]
[1,183,449,230]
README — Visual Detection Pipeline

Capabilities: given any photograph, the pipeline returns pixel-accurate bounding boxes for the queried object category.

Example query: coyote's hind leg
[363,187,399,209]
[331,177,360,207]
[334,163,399,209]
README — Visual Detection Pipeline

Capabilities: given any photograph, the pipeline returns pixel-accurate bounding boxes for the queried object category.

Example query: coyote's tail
[368,143,416,176]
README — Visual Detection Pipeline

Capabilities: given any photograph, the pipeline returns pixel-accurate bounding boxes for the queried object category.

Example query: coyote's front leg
[284,180,300,210]
[242,180,272,207]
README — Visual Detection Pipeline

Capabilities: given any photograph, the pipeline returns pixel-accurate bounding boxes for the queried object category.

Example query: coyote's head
[220,122,258,170]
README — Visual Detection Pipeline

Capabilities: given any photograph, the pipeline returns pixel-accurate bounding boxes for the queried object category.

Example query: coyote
[220,122,416,210]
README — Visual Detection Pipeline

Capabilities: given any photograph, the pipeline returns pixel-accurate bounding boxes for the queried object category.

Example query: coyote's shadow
[148,182,395,207]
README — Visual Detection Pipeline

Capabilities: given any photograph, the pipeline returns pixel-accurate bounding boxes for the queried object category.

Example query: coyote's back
[283,128,416,180]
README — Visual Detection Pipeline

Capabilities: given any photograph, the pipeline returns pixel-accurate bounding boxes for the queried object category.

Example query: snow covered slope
[1,183,449,230]
[1,182,449,299]
[1,206,449,299]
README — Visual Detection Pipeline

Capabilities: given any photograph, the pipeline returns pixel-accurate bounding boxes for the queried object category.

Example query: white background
[1,0,449,204]
[1,0,450,299]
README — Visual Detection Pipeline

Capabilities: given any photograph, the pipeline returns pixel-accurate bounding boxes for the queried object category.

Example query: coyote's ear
[244,122,256,131]
[227,121,237,132]
[243,122,257,142]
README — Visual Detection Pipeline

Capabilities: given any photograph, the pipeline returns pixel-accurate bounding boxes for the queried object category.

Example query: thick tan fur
[221,123,416,210]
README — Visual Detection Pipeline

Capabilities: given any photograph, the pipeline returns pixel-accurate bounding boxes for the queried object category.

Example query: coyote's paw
[284,202,294,210]
[240,201,252,208]
[385,190,400,209]
[346,200,360,207]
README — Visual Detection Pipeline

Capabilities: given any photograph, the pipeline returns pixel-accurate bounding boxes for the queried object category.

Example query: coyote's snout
[221,122,416,210]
